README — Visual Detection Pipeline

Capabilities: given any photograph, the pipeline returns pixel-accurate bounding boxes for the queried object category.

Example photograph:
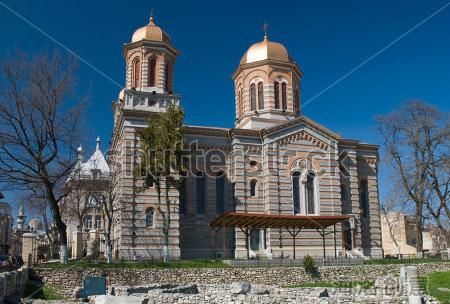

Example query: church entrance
[250,229,266,251]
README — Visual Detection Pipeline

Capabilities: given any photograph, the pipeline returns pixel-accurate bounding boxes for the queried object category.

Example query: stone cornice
[339,139,379,151]
[232,59,303,80]
[261,115,341,140]
[122,40,179,57]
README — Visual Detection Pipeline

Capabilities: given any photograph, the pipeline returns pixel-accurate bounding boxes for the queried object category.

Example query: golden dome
[131,16,171,43]
[240,37,291,65]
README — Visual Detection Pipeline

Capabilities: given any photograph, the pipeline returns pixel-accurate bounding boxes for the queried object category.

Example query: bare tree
[23,188,58,259]
[380,192,406,258]
[377,101,444,255]
[0,50,86,263]
[99,150,121,263]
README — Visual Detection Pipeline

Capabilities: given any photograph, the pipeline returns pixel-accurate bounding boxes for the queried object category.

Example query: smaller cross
[149,8,155,24]
[263,21,269,40]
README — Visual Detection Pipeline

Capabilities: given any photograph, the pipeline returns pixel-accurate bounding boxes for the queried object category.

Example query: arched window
[145,208,154,227]
[250,179,257,197]
[216,171,225,214]
[148,57,157,87]
[282,82,287,110]
[250,83,256,111]
[359,180,369,218]
[306,172,315,214]
[165,61,171,92]
[257,82,264,110]
[292,171,301,214]
[274,81,280,109]
[340,184,348,202]
[196,171,205,215]
[238,89,243,117]
[294,87,300,113]
[133,59,141,88]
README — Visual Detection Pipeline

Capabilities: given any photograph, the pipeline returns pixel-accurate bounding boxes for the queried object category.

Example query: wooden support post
[293,232,296,260]
[246,228,250,259]
[322,228,326,261]
[211,229,216,259]
[287,227,301,260]
[222,225,226,259]
[333,224,337,259]
[240,227,250,260]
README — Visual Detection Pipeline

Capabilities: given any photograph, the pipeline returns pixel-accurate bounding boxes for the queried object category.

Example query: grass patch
[423,271,450,304]
[285,280,374,289]
[35,259,229,270]
[23,283,64,300]
[367,258,450,265]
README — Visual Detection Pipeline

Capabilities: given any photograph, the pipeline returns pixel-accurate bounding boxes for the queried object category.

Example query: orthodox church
[72,15,383,260]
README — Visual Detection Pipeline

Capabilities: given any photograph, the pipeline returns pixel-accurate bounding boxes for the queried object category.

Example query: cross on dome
[149,8,155,25]
[263,21,269,41]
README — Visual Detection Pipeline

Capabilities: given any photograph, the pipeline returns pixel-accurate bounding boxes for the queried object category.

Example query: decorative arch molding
[286,152,327,178]
[242,69,269,83]
[276,130,330,151]
[143,204,158,212]
[249,77,265,85]
[272,75,289,84]
[143,49,163,57]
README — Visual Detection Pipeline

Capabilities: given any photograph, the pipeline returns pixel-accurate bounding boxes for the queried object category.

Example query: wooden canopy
[209,212,351,260]
[210,212,351,229]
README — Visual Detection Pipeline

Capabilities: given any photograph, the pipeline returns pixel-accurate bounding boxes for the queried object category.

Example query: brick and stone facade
[107,15,382,260]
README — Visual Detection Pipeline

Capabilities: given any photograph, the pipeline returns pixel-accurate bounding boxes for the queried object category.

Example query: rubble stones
[230,282,252,295]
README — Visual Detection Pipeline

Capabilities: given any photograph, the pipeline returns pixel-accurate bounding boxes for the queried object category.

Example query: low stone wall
[0,268,29,303]
[32,263,450,297]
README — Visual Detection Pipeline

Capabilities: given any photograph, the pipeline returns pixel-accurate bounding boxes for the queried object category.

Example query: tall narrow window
[306,172,315,214]
[95,215,102,229]
[340,184,348,202]
[148,57,156,87]
[196,171,205,215]
[274,81,280,109]
[165,61,171,92]
[179,177,186,215]
[360,180,369,218]
[250,83,256,111]
[133,59,140,88]
[216,171,225,214]
[292,172,301,214]
[257,82,264,110]
[250,179,257,197]
[145,208,154,227]
[294,87,300,113]
[282,82,287,110]
[238,89,243,117]
[84,215,93,229]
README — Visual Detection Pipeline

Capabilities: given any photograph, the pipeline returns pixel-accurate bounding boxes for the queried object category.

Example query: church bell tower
[233,29,303,129]
[113,14,180,128]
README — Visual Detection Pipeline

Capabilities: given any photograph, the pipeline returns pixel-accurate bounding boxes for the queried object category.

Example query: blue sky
[1,0,449,217]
